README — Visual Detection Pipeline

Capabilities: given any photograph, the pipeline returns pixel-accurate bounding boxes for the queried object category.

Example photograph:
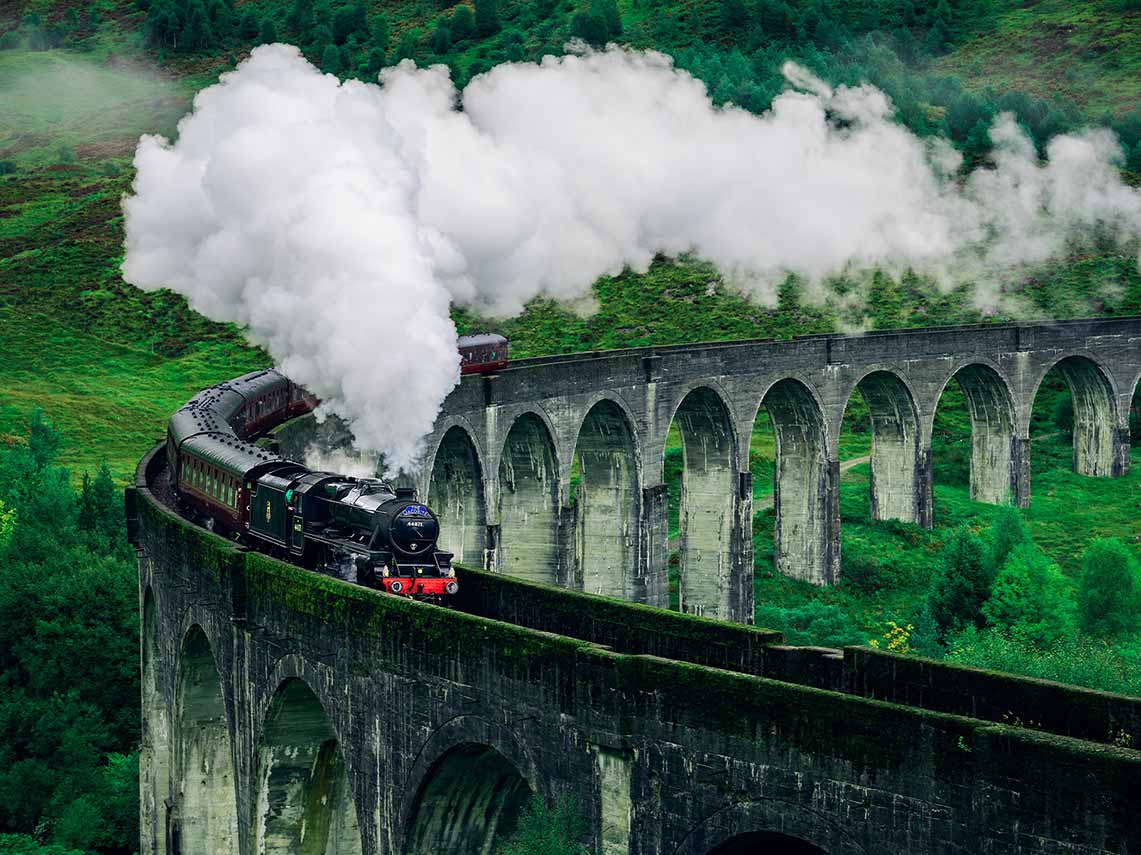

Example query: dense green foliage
[982,542,1076,647]
[927,528,995,641]
[945,627,1141,698]
[498,794,590,855]
[1077,538,1141,639]
[0,415,138,853]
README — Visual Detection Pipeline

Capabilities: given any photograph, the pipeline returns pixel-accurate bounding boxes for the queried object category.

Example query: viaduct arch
[132,448,1141,855]
[277,316,1141,623]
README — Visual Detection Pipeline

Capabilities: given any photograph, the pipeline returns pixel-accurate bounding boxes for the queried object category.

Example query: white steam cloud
[122,44,1141,473]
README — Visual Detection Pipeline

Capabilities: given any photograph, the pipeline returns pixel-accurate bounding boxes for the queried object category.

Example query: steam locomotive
[166,369,458,599]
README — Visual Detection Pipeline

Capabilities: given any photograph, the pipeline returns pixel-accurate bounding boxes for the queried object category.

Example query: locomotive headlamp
[381,566,390,577]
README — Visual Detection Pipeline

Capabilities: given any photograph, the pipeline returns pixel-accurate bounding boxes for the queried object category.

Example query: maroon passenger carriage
[458,333,508,375]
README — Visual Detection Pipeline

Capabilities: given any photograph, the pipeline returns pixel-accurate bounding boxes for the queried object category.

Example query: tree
[475,0,500,37]
[921,17,951,55]
[0,417,139,851]
[367,46,386,73]
[988,506,1029,577]
[500,794,590,855]
[1077,538,1140,639]
[719,0,748,32]
[211,0,236,43]
[371,14,390,50]
[0,497,14,554]
[392,30,419,63]
[1052,393,1074,437]
[450,5,474,41]
[596,0,622,37]
[570,11,608,46]
[259,17,278,44]
[321,42,341,73]
[982,543,1076,648]
[143,0,179,49]
[333,0,367,43]
[430,21,452,53]
[927,527,994,641]
[287,0,315,35]
[78,464,124,557]
[239,9,260,39]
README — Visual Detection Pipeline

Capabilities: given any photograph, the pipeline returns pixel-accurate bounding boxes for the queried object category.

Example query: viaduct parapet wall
[279,316,1141,623]
[135,445,1141,855]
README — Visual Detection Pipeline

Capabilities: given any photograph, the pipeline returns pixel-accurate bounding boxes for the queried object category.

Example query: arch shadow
[428,425,488,567]
[1030,354,1119,478]
[931,363,1017,506]
[571,398,641,600]
[667,386,738,618]
[498,412,561,585]
[842,370,922,525]
[403,742,533,854]
[173,625,239,855]
[756,379,832,585]
[253,677,362,855]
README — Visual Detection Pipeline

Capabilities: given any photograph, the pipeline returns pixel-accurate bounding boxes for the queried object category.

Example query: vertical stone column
[916,445,934,529]
[823,456,841,586]
[1011,435,1031,509]
[641,484,669,610]
[1111,426,1131,478]
[1055,357,1118,478]
[763,380,832,586]
[729,472,754,624]
[858,371,922,525]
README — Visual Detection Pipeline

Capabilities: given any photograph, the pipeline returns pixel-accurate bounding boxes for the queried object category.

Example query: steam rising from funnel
[122,44,1141,473]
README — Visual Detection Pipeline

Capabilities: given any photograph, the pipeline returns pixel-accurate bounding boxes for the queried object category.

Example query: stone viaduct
[132,444,1141,855]
[282,316,1141,624]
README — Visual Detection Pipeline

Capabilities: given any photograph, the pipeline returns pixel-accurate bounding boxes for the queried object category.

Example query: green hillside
[1,0,1140,851]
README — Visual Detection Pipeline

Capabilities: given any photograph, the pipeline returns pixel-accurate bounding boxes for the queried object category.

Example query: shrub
[927,527,993,641]
[450,4,475,41]
[988,506,1029,575]
[983,543,1076,648]
[754,601,865,647]
[499,794,589,855]
[1077,538,1140,639]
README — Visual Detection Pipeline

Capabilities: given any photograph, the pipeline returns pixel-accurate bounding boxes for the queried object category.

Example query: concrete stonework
[412,318,1141,620]
[135,464,1141,855]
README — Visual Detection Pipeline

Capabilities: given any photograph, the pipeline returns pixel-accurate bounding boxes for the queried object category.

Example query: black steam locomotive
[166,369,458,599]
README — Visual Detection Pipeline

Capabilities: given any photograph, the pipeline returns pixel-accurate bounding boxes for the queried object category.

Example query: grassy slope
[0,39,266,481]
[937,0,1140,118]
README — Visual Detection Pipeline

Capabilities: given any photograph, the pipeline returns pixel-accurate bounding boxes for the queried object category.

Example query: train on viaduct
[132,316,1141,854]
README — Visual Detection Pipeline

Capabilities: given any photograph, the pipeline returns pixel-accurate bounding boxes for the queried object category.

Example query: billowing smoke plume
[122,44,1141,473]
